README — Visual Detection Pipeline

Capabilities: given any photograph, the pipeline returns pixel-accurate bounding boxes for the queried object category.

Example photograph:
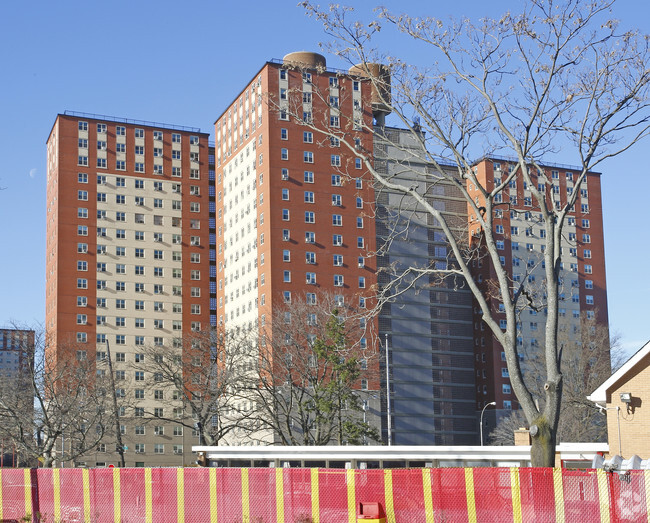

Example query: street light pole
[480,401,497,446]
[385,333,392,446]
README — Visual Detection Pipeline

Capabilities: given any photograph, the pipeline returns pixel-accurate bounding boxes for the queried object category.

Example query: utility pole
[385,333,392,446]
[105,340,126,467]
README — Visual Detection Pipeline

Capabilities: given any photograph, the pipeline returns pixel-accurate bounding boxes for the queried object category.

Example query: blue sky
[0,0,647,355]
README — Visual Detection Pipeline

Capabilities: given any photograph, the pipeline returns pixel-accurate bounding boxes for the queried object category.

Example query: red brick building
[469,159,608,430]
[46,113,211,465]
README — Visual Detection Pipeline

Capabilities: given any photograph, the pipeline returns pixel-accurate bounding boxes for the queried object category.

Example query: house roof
[588,339,650,405]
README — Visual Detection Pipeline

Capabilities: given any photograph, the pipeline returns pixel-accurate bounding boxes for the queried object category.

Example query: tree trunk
[530,416,557,467]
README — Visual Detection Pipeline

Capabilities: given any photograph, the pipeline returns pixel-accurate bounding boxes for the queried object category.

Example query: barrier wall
[0,466,648,522]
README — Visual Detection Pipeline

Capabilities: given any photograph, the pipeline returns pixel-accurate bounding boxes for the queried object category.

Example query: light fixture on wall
[620,392,634,414]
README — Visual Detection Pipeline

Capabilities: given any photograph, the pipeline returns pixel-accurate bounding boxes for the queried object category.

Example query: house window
[304,151,314,163]
[281,148,288,160]
[332,215,342,226]
[333,234,343,246]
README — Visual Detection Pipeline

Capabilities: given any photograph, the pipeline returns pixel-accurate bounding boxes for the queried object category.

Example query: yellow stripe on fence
[311,468,320,523]
[83,468,91,522]
[144,468,152,523]
[645,471,650,523]
[384,469,395,523]
[113,467,121,523]
[275,468,284,523]
[596,469,610,523]
[209,468,218,523]
[23,469,31,519]
[347,469,356,523]
[553,468,565,523]
[510,468,522,523]
[53,468,61,522]
[177,468,185,523]
[421,469,435,523]
[241,468,250,522]
[464,468,477,523]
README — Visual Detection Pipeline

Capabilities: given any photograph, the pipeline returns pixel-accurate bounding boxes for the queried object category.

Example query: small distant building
[0,328,34,377]
[0,328,35,466]
[588,340,650,458]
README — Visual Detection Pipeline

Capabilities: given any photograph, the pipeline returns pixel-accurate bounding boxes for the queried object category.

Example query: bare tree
[140,328,252,446]
[490,316,623,444]
[289,0,650,465]
[0,330,114,467]
[244,293,380,446]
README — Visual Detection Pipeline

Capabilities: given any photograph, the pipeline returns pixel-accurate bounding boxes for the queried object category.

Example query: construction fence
[0,466,648,522]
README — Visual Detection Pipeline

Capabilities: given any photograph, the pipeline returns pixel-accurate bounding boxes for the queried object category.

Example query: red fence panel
[282,468,314,522]
[390,469,426,521]
[518,467,557,522]
[473,467,515,522]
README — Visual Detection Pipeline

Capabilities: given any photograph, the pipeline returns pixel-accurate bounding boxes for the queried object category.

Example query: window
[303,151,314,163]
[358,276,366,288]
[584,249,592,259]
[331,194,342,206]
[331,175,341,186]
[77,260,87,271]
[356,217,364,229]
[306,252,316,264]
[306,272,316,285]
[332,214,342,226]
[333,234,343,246]
[283,270,291,283]
[334,274,344,287]
[281,148,288,160]
[586,295,594,305]
[78,190,88,201]
[331,155,341,166]
[304,171,314,183]
[304,191,314,203]
[282,250,291,262]
[305,211,315,223]
[357,237,365,248]
[303,131,313,143]
[585,264,593,274]
[305,231,315,244]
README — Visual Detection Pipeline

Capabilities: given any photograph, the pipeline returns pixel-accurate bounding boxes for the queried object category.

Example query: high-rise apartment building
[46,112,212,466]
[373,129,477,445]
[469,159,608,435]
[214,53,383,443]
